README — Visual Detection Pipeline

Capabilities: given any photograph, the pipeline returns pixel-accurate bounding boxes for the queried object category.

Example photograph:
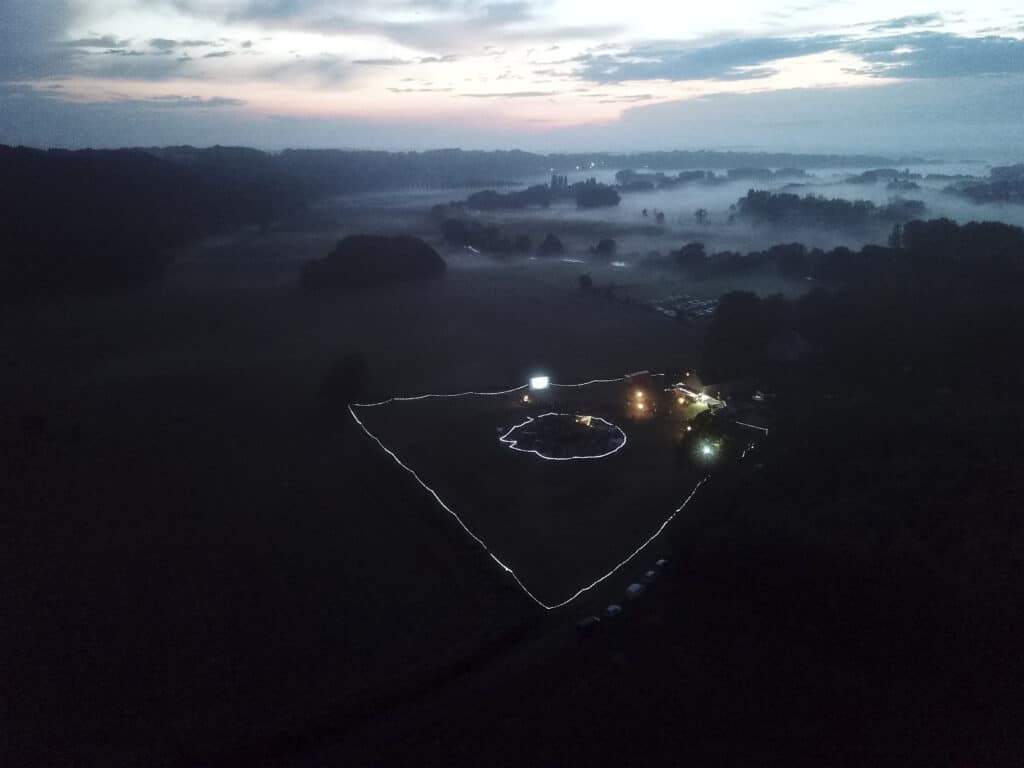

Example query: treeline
[736,189,926,231]
[651,218,1024,287]
[949,163,1024,204]
[615,166,810,192]
[443,176,621,212]
[0,145,308,298]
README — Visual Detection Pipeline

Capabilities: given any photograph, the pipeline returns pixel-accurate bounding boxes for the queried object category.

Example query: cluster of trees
[590,238,617,259]
[439,218,532,255]
[574,180,620,208]
[950,163,1024,204]
[449,174,620,212]
[736,189,926,231]
[0,145,304,297]
[299,235,446,294]
[644,217,1024,286]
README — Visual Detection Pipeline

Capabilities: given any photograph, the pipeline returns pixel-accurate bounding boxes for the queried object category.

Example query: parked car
[604,604,622,618]
[625,583,646,600]
[576,616,602,633]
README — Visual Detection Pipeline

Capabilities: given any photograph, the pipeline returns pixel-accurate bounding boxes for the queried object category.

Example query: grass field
[353,377,709,608]
[2,193,788,765]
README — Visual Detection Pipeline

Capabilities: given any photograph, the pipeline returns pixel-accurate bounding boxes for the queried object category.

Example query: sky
[1,0,1023,154]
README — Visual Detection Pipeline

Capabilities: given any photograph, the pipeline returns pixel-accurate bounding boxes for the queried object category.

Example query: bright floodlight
[530,376,550,390]
[701,444,714,456]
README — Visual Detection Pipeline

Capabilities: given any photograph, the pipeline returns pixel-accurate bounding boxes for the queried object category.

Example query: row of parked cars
[576,558,669,634]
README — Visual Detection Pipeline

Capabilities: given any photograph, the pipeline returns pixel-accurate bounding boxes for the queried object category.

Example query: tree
[694,208,709,225]
[655,211,666,225]
[538,233,565,256]
[579,273,593,291]
[675,241,706,274]
[592,238,617,258]
[575,183,621,209]
[888,223,903,249]
[300,235,446,294]
[514,234,532,253]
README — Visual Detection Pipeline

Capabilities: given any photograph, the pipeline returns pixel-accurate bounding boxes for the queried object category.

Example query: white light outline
[348,370,714,611]
[498,412,627,461]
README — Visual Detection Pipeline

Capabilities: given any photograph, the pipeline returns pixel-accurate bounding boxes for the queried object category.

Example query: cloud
[871,13,943,31]
[575,30,1024,84]
[225,0,617,52]
[458,90,559,97]
[203,50,234,58]
[849,33,1024,78]
[353,58,414,66]
[388,86,454,93]
[262,54,350,86]
[62,35,133,48]
[121,94,246,108]
[576,36,842,83]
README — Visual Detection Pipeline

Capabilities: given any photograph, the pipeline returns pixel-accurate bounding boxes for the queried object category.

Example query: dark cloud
[241,40,253,48]
[871,13,943,31]
[203,50,234,58]
[576,31,1024,84]
[226,0,617,52]
[150,38,178,50]
[576,36,840,83]
[849,33,1024,78]
[63,35,133,48]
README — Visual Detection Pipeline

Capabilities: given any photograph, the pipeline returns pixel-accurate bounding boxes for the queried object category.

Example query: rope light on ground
[348,371,726,610]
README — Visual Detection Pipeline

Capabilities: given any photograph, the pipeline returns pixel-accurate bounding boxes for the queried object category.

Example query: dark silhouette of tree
[675,241,706,273]
[300,235,446,294]
[578,273,593,291]
[574,182,620,209]
[538,234,565,256]
[694,208,709,225]
[592,238,617,258]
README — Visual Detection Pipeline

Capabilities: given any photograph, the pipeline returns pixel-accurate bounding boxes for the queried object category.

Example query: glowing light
[635,390,643,399]
[530,376,550,390]
[348,371,727,610]
[701,443,714,456]
[677,396,685,404]
[522,394,530,403]
[636,402,645,410]
[686,425,692,431]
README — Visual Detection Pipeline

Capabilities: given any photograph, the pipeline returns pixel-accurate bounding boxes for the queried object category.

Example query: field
[3,190,787,765]
[353,377,711,608]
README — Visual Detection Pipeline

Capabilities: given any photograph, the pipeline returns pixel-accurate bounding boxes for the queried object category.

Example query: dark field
[354,379,708,607]
[2,212,735,763]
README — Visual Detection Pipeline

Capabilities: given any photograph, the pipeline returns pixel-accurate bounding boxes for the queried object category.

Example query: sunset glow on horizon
[3,1,1023,150]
